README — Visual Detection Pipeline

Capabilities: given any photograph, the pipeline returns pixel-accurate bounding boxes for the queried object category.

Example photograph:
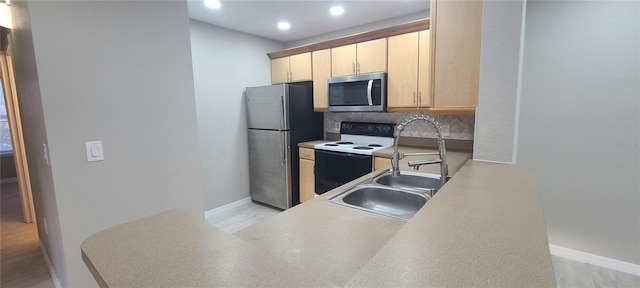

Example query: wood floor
[1,181,54,288]
[2,182,638,288]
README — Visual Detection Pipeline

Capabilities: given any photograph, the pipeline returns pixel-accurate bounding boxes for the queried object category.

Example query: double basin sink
[327,170,442,221]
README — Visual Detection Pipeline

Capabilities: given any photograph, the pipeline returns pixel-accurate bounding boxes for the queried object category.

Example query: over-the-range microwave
[327,72,387,112]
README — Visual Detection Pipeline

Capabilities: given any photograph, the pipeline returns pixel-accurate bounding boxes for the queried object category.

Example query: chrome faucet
[391,114,449,187]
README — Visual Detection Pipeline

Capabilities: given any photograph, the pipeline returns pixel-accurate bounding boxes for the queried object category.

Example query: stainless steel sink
[327,185,429,220]
[373,171,441,196]
[326,170,445,220]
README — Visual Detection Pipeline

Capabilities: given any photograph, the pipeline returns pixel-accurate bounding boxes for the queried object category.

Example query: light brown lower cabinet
[299,148,315,203]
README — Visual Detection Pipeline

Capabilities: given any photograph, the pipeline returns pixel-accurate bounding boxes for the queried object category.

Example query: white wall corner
[511,0,528,164]
[549,245,640,276]
[473,0,525,164]
[40,242,62,288]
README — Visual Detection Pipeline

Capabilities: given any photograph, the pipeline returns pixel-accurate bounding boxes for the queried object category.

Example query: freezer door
[246,84,290,130]
[247,129,292,209]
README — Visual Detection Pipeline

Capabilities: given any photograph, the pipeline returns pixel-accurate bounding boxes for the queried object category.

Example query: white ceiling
[187,0,429,43]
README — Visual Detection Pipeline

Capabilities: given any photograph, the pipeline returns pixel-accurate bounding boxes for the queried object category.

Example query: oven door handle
[366,80,373,106]
[315,149,373,159]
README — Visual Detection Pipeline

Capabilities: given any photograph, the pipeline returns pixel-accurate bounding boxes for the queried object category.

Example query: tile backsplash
[324,112,475,140]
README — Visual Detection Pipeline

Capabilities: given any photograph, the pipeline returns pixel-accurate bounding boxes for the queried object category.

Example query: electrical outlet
[43,217,48,235]
[441,125,450,137]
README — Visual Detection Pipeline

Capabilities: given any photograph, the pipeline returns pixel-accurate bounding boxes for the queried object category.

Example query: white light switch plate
[85,141,104,162]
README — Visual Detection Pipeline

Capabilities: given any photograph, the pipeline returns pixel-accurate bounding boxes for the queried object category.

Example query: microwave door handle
[367,80,373,106]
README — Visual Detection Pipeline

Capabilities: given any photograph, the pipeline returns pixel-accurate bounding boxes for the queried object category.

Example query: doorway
[0,27,35,224]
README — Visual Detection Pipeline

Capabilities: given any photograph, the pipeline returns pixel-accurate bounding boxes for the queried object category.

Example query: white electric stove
[313,122,396,194]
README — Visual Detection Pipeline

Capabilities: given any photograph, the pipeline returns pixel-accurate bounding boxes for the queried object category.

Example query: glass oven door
[314,149,373,195]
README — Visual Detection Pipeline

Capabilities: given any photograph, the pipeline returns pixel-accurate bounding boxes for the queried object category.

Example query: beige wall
[189,20,283,210]
[517,0,639,264]
[12,0,204,286]
[477,0,639,265]
[10,0,68,284]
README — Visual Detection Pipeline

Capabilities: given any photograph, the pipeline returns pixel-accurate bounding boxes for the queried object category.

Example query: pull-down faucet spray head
[391,114,448,187]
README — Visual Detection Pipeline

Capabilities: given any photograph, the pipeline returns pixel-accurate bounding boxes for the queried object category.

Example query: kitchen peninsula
[81,161,555,287]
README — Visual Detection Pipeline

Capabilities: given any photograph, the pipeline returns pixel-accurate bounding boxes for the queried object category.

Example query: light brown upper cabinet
[312,49,331,112]
[331,38,387,77]
[430,0,483,112]
[271,52,312,84]
[387,30,431,110]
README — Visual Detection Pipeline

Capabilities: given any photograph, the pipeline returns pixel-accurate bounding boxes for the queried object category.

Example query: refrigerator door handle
[281,133,286,165]
[280,95,285,129]
[367,80,373,106]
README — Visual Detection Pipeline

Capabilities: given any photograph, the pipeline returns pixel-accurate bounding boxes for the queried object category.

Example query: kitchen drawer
[299,147,315,160]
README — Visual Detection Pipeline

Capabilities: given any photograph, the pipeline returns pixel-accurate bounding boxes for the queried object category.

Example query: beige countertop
[234,185,404,286]
[345,161,555,287]
[81,210,335,287]
[82,160,555,287]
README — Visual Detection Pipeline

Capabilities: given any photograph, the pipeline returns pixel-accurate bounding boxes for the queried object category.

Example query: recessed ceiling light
[204,0,221,9]
[330,6,344,16]
[277,22,291,30]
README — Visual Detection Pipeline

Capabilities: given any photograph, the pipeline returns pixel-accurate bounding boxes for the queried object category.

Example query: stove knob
[368,125,374,131]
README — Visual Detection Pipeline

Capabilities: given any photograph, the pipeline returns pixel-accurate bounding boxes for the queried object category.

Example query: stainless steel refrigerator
[245,84,323,209]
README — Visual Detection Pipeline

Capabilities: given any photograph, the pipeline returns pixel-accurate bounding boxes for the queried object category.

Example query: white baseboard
[549,244,640,276]
[471,158,514,165]
[204,197,252,219]
[0,177,18,184]
[39,242,62,288]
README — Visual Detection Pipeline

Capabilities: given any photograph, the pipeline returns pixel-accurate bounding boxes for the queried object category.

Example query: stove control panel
[340,122,395,138]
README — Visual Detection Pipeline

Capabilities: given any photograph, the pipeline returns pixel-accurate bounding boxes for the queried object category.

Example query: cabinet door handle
[413,91,417,105]
[418,91,421,106]
[352,62,355,74]
[357,62,361,74]
[289,71,292,82]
